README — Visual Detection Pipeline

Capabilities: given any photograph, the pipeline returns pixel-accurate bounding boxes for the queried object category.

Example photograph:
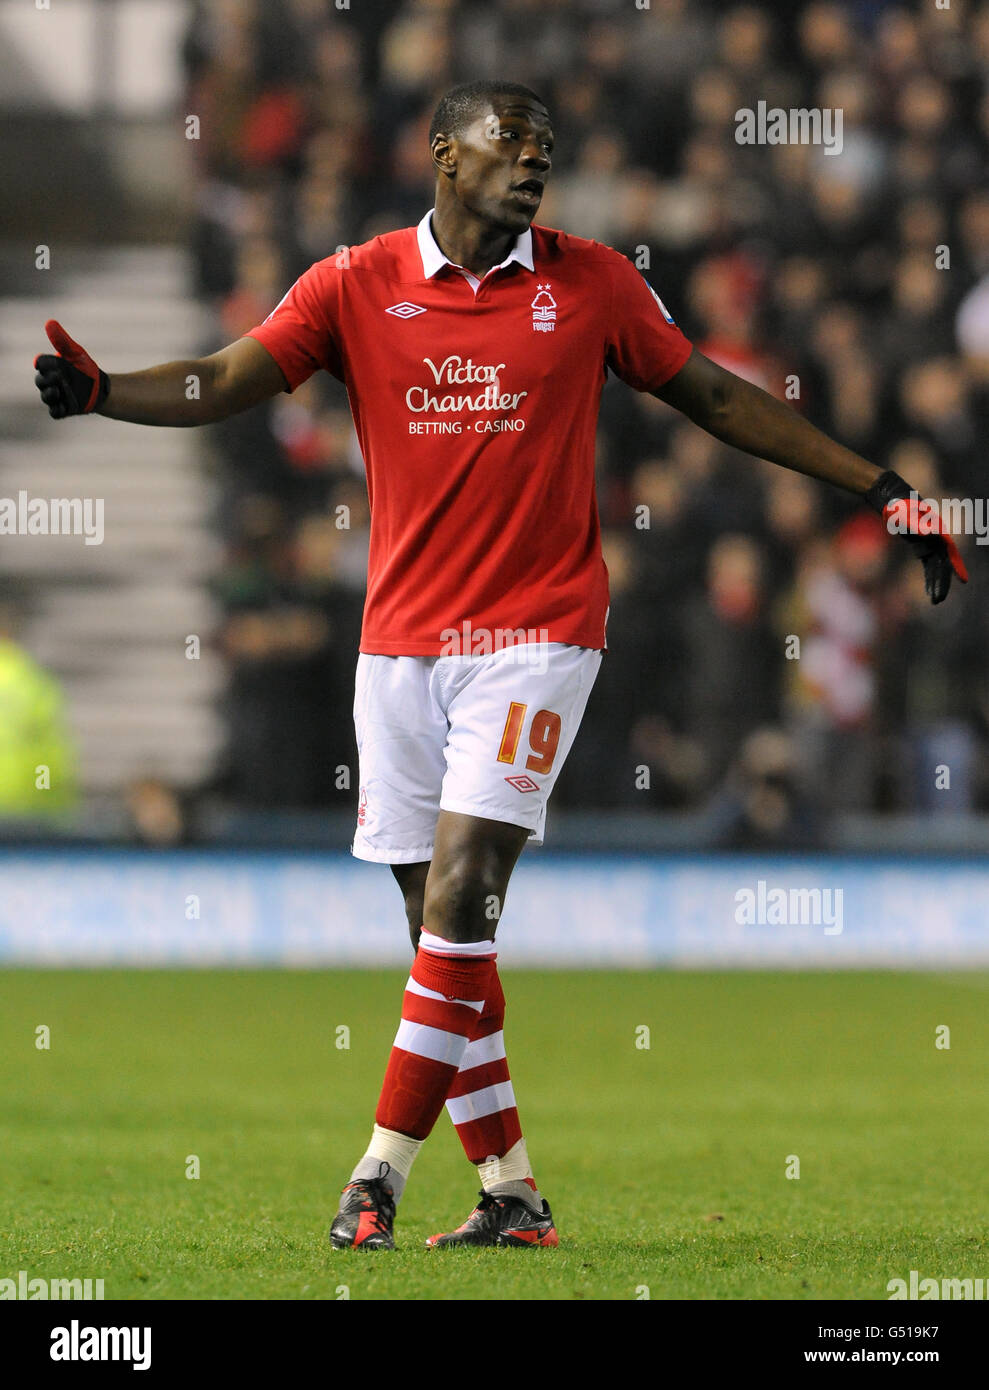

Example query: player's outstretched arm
[654,348,967,604]
[34,320,287,427]
[654,348,883,493]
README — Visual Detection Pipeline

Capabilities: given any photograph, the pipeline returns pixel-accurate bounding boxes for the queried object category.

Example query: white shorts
[351,643,602,863]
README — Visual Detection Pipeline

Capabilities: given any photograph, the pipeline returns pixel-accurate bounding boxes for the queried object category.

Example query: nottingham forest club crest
[531,283,557,332]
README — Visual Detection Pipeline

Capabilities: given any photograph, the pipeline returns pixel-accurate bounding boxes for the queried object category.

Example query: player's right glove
[34,319,109,419]
[864,469,968,605]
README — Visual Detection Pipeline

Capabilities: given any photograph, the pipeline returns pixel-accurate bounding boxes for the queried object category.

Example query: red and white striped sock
[373,937,497,1149]
[444,963,542,1207]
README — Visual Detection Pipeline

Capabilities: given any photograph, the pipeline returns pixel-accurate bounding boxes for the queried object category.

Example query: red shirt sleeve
[246,258,344,391]
[603,251,693,392]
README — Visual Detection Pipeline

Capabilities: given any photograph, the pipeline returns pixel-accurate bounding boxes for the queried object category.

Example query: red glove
[864,470,968,604]
[34,320,109,418]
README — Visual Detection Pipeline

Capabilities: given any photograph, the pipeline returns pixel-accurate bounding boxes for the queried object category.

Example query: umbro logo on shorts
[504,774,539,793]
[385,302,427,318]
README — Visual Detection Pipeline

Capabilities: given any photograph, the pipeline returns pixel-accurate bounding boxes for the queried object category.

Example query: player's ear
[431,133,456,178]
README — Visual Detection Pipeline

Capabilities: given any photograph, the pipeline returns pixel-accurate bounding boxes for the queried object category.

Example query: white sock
[478,1138,542,1208]
[419,930,496,957]
[350,1124,423,1203]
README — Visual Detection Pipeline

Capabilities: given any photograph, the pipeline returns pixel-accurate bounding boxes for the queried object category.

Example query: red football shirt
[247,212,692,655]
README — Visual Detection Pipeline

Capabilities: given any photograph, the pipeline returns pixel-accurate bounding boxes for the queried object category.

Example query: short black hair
[428,81,549,147]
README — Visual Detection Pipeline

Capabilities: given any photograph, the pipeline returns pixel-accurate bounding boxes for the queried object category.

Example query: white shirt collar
[416,209,534,280]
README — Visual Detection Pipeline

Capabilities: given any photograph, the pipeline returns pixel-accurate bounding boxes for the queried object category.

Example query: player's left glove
[864,469,968,605]
[34,319,109,418]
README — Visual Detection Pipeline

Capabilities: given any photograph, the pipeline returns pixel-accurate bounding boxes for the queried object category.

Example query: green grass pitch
[1,969,986,1301]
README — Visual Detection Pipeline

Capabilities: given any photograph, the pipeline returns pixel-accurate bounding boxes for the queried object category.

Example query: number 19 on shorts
[496,701,562,776]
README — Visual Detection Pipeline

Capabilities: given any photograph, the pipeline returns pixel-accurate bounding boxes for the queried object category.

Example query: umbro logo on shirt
[386,302,427,318]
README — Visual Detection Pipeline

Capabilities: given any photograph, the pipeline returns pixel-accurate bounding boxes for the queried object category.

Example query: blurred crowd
[181,0,989,841]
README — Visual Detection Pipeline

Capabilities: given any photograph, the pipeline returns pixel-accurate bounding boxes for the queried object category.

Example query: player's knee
[423,851,500,943]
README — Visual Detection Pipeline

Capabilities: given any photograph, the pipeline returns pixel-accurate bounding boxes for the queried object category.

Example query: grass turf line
[1,969,986,1301]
